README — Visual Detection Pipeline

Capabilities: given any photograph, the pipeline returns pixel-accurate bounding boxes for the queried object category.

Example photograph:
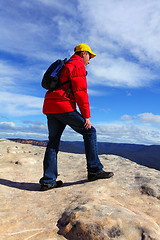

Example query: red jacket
[43,54,91,119]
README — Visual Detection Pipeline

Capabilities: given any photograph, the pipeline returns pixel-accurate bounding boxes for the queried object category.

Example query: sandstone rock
[0,139,159,240]
[58,201,159,240]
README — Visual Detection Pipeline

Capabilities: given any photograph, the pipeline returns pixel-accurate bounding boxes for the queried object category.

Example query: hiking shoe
[40,180,63,191]
[88,170,114,181]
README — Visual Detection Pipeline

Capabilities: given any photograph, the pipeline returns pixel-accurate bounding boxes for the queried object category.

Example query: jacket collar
[69,54,84,65]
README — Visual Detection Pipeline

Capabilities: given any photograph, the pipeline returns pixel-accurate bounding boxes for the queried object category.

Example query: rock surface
[0,139,160,240]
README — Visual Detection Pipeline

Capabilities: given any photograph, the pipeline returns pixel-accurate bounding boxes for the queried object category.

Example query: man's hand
[84,118,92,129]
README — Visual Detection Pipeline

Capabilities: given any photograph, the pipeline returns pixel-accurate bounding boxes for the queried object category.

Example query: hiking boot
[40,180,63,191]
[88,170,114,181]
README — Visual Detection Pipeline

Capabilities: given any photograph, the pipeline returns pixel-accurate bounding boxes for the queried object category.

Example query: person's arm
[70,64,91,119]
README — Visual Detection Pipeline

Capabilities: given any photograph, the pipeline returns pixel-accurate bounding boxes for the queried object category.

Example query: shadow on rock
[0,178,88,192]
[62,179,87,187]
[0,178,40,191]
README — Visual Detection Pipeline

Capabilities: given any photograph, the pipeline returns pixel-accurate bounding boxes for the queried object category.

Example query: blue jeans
[40,110,103,185]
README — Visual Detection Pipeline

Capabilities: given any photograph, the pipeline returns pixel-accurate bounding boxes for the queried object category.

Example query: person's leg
[53,111,103,173]
[39,114,66,187]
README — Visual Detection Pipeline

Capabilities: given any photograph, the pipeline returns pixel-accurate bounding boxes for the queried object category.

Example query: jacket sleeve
[69,64,91,119]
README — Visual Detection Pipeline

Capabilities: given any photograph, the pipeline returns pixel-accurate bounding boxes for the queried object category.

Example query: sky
[1,0,160,145]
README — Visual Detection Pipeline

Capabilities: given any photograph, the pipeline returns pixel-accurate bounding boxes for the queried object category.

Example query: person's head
[74,43,96,66]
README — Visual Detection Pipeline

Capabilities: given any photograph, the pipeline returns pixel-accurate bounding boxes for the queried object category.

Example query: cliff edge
[0,139,159,240]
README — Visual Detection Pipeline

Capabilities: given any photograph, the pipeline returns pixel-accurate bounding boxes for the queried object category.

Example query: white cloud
[0,0,160,147]
[0,92,43,117]
[121,115,133,121]
[0,60,45,94]
[1,119,160,145]
[0,120,82,141]
[121,112,160,125]
[1,108,160,145]
[1,0,160,89]
[94,112,160,144]
[0,0,78,61]
[89,54,156,87]
[95,122,160,145]
[0,122,17,131]
[78,0,160,87]
[138,113,160,124]
[88,88,106,96]
[79,0,160,64]
[0,61,19,89]
[0,121,48,140]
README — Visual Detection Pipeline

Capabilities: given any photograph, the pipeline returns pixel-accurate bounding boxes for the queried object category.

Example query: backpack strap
[61,59,77,94]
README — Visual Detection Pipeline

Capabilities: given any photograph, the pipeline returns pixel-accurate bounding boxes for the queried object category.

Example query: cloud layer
[1,0,160,89]
[1,114,160,145]
[1,0,160,145]
[0,92,43,117]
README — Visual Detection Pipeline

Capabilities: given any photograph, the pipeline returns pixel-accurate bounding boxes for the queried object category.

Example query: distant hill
[8,138,160,171]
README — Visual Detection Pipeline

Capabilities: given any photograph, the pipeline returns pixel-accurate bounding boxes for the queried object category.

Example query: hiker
[40,43,114,191]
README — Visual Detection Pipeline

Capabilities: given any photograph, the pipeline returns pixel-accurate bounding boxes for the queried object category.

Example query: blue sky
[1,0,160,145]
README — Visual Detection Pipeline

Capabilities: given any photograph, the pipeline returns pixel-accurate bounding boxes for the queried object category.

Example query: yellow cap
[74,43,96,58]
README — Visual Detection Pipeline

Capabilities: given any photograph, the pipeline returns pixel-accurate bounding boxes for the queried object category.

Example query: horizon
[8,138,160,171]
[1,1,160,145]
[8,137,158,147]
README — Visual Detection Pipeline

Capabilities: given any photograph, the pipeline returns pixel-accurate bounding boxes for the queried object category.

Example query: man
[40,43,114,191]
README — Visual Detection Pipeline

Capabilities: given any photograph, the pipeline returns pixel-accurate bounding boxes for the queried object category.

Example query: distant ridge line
[8,138,160,171]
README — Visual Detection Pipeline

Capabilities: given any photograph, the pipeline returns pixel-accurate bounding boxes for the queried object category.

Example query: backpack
[41,58,75,91]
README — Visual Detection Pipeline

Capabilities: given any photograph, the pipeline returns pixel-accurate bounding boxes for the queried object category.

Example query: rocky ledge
[0,139,159,240]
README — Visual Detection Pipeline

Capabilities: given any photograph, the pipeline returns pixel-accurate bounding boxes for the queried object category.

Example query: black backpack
[41,58,75,91]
